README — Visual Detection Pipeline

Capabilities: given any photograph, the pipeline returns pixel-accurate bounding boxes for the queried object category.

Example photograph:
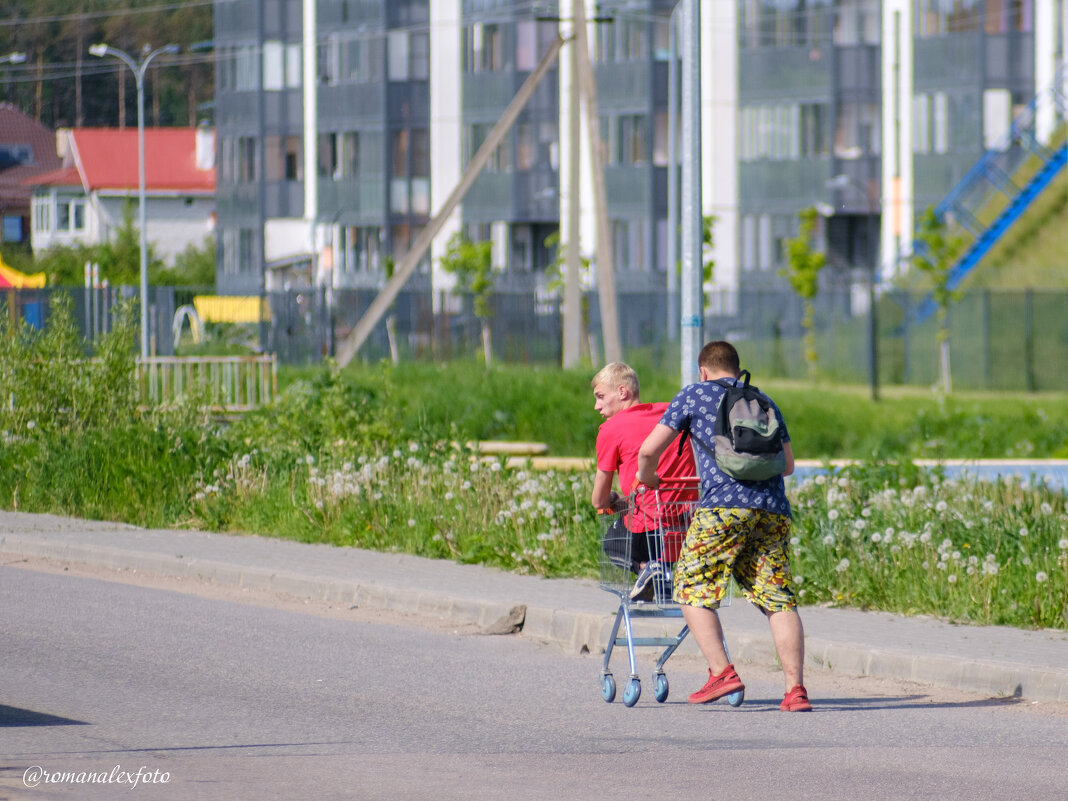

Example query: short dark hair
[698,340,740,376]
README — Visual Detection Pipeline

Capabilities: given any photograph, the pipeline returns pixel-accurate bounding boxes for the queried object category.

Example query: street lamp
[825,173,880,401]
[0,52,27,65]
[89,42,179,359]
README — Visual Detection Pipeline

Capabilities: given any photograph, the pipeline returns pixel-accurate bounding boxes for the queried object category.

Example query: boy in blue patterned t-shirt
[636,340,812,712]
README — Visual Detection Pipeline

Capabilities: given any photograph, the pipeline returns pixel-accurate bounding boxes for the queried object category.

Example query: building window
[235,46,259,90]
[741,0,836,49]
[222,228,256,275]
[318,35,341,86]
[983,88,1013,149]
[517,122,535,170]
[2,216,22,242]
[285,43,301,88]
[915,0,981,36]
[264,41,301,89]
[410,31,429,80]
[835,101,880,158]
[343,225,381,273]
[516,20,537,70]
[618,115,647,165]
[318,132,339,178]
[55,197,85,233]
[238,136,258,182]
[464,123,508,171]
[264,41,284,90]
[800,103,829,157]
[285,136,302,180]
[346,36,384,83]
[464,23,503,73]
[834,0,880,45]
[653,112,670,166]
[32,196,50,234]
[341,131,360,178]
[388,30,409,80]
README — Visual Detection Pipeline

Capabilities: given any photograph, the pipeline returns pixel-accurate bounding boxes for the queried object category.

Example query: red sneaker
[687,664,745,704]
[780,684,813,712]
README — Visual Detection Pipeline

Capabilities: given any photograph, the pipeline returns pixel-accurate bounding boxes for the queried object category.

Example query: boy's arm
[591,469,619,509]
[636,424,679,489]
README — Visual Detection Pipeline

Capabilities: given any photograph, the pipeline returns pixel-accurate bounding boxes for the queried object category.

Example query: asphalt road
[2,562,1066,801]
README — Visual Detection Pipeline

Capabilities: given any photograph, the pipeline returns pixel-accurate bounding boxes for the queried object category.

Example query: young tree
[440,233,497,366]
[913,206,964,395]
[381,255,399,365]
[543,230,592,362]
[781,206,827,378]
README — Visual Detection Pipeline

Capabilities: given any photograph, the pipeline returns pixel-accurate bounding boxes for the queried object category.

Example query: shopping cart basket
[597,480,742,708]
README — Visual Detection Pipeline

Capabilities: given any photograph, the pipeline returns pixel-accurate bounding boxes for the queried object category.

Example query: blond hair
[591,362,640,398]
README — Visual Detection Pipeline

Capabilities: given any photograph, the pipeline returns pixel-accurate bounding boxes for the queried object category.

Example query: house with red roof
[0,103,63,246]
[26,126,216,266]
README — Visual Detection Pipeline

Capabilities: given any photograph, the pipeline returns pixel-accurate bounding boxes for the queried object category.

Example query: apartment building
[212,0,684,297]
[212,0,1067,303]
[737,0,1064,283]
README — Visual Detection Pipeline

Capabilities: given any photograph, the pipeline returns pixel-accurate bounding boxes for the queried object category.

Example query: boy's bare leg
[767,608,805,689]
[681,605,731,675]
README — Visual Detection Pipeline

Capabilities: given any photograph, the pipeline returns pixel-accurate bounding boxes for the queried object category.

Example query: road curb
[3,533,1068,703]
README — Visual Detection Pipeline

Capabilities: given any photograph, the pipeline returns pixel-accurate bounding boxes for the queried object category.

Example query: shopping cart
[597,480,743,708]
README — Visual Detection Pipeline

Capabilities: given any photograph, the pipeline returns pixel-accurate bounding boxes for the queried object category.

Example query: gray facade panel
[738,158,832,214]
[604,166,651,217]
[463,173,515,219]
[739,47,831,100]
[594,62,650,111]
[462,72,519,117]
[318,178,387,223]
[914,36,983,90]
[319,84,385,126]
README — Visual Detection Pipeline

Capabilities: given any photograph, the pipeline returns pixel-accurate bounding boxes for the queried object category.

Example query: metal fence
[4,283,1068,392]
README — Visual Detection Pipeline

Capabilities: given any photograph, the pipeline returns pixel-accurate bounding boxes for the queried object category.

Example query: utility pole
[336,35,568,367]
[680,0,703,386]
[573,0,622,364]
[562,1,583,368]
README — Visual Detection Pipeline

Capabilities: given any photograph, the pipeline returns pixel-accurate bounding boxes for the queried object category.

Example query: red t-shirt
[596,402,696,531]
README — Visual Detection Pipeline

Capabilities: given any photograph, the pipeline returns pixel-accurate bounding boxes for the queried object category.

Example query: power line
[0,0,213,29]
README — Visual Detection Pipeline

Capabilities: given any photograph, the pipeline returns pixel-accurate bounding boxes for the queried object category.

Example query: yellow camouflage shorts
[672,506,796,613]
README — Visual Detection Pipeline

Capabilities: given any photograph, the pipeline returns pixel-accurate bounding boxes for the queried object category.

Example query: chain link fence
[4,283,1067,392]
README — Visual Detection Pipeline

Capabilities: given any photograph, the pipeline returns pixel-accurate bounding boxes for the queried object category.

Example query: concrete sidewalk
[2,510,1067,703]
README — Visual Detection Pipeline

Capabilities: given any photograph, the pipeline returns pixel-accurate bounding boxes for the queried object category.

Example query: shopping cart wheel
[727,688,745,707]
[653,672,669,703]
[622,677,642,707]
[601,674,617,703]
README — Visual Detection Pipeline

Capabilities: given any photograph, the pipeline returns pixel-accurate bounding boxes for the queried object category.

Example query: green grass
[353,360,1068,461]
[2,316,1067,629]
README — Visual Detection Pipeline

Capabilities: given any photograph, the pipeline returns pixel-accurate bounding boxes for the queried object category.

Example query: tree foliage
[781,206,827,377]
[440,233,496,320]
[913,206,965,393]
[0,0,214,129]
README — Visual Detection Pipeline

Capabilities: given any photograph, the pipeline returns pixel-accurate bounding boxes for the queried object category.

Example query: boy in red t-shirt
[591,362,696,600]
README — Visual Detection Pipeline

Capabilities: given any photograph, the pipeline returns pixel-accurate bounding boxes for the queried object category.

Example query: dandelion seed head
[1036,571,1049,583]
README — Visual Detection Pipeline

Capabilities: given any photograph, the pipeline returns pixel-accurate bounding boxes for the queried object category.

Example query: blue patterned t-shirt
[659,379,792,517]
